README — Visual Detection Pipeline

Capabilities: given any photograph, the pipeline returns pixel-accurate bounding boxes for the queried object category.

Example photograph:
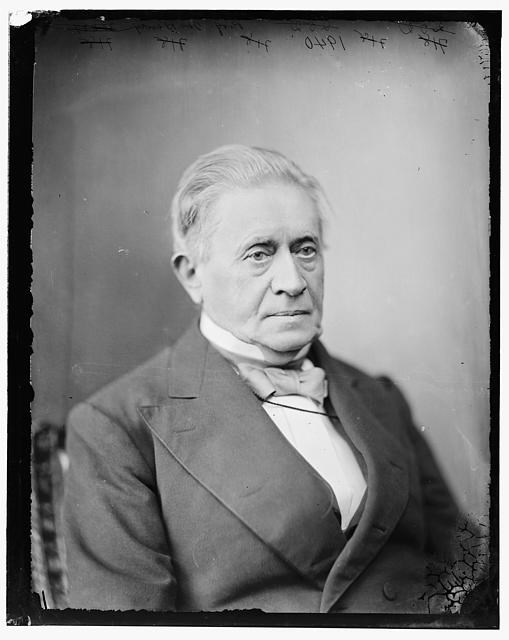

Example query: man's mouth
[269,310,310,317]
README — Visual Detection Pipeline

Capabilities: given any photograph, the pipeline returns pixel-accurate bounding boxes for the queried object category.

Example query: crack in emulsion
[420,517,490,613]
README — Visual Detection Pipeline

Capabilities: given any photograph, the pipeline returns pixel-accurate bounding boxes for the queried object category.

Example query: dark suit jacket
[63,321,459,613]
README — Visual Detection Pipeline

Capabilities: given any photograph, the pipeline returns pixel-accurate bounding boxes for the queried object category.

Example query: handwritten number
[418,34,447,54]
[305,34,341,52]
[239,34,270,52]
[80,39,112,50]
[154,36,187,51]
[398,21,455,37]
[354,29,387,49]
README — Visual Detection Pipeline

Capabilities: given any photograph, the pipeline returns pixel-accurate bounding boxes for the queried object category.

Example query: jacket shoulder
[67,347,173,438]
[89,347,171,408]
[324,350,414,432]
[326,352,401,396]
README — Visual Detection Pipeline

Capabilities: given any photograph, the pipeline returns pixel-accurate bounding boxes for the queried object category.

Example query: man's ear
[172,253,203,305]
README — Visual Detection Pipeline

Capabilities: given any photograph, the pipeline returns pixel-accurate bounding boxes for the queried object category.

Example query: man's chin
[258,327,320,355]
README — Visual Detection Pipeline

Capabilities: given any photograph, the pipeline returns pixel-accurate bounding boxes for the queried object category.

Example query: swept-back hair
[171,144,331,260]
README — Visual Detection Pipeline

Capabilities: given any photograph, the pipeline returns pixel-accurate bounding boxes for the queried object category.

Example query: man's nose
[270,251,307,297]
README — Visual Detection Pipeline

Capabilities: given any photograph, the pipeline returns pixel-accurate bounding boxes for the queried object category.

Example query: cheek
[305,267,324,305]
[235,279,270,319]
[204,270,237,302]
[202,267,265,317]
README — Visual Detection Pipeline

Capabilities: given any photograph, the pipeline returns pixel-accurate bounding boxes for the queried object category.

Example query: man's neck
[199,312,311,367]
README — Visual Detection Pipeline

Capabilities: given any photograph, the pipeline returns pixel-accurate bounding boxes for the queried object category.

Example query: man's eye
[247,250,270,262]
[297,245,317,258]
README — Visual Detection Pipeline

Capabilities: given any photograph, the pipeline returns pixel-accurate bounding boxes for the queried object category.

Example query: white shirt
[199,313,367,530]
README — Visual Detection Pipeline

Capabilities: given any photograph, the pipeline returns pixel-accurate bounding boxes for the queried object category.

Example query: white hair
[170,144,332,260]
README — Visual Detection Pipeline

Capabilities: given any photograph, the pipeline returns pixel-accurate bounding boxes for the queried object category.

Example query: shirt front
[200,313,367,531]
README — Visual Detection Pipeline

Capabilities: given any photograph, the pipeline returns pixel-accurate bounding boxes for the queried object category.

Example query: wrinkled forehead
[207,182,323,248]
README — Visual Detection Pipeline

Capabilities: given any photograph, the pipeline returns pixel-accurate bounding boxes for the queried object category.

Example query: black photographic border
[7,8,501,629]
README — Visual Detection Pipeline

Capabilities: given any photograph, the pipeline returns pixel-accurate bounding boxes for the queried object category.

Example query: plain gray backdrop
[32,16,490,522]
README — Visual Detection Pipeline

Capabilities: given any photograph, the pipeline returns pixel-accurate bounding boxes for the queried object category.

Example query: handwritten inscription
[240,33,271,52]
[418,34,448,54]
[134,21,202,35]
[154,36,187,51]
[354,30,387,49]
[397,21,455,37]
[80,39,112,50]
[62,18,462,60]
[70,24,115,34]
[275,20,339,33]
[304,34,345,52]
[70,20,203,36]
[177,20,203,33]
[215,22,243,37]
[397,20,454,56]
[132,23,170,35]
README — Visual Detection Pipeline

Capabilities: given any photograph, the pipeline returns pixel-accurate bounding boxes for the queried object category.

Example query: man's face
[195,182,324,356]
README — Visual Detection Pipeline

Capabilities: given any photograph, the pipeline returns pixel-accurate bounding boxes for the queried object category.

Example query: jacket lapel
[138,323,345,588]
[313,342,410,612]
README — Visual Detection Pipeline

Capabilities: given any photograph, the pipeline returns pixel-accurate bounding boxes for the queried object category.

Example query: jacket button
[383,582,398,601]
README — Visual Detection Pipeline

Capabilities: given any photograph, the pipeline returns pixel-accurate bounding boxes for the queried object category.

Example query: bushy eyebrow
[290,234,320,251]
[236,237,277,258]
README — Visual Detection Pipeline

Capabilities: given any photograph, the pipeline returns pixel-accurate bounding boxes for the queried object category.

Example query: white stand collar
[199,312,312,368]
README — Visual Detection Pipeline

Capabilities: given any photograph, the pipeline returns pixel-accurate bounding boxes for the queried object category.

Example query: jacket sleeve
[63,402,177,611]
[386,378,461,559]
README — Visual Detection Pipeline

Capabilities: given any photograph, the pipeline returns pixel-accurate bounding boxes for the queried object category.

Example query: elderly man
[63,144,459,613]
